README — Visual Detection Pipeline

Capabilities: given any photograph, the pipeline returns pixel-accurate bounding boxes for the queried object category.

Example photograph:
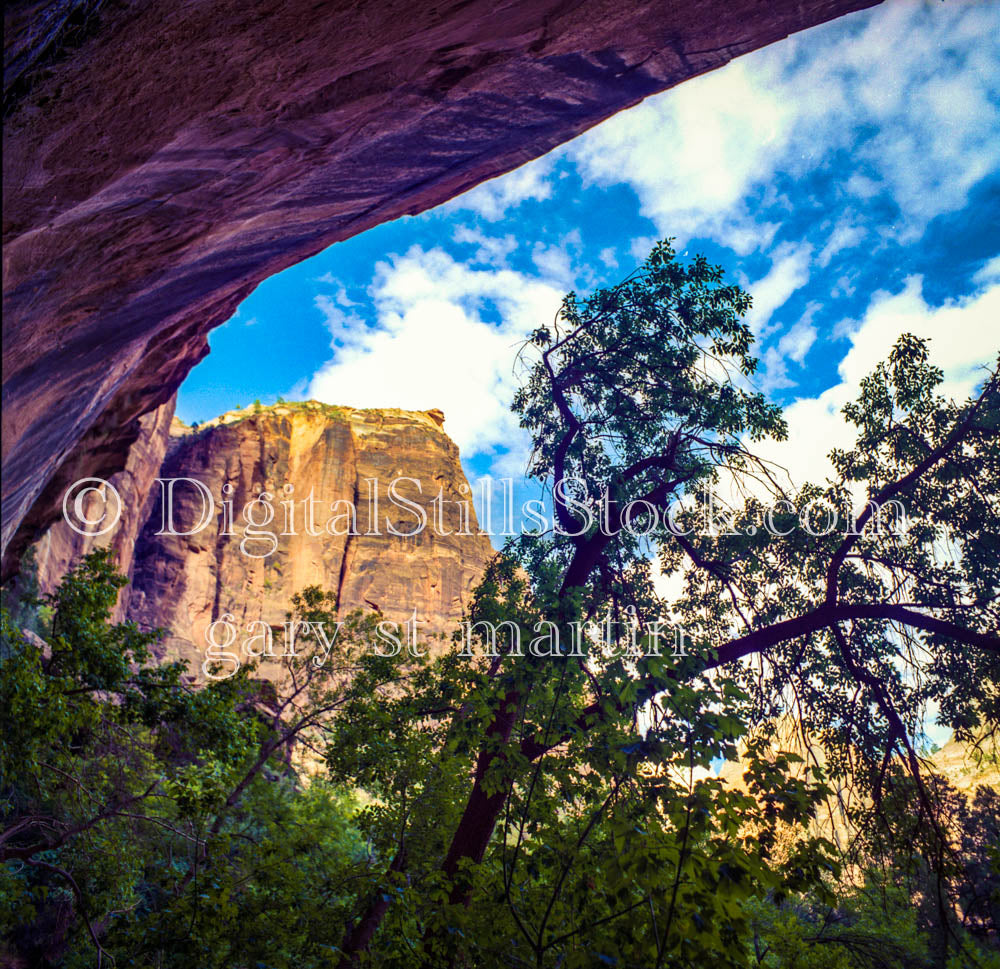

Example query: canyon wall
[2,0,880,571]
[30,396,177,619]
[717,717,1000,852]
[124,402,494,676]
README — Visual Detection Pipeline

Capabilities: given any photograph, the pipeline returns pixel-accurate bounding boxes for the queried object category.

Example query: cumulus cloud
[307,246,564,462]
[568,1,1000,253]
[817,220,866,268]
[571,58,790,254]
[758,314,820,393]
[629,235,659,263]
[531,242,573,285]
[972,254,1000,286]
[452,225,519,267]
[779,317,819,366]
[314,289,365,346]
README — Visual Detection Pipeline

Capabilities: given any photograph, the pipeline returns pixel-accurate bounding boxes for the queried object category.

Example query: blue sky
[177,0,999,521]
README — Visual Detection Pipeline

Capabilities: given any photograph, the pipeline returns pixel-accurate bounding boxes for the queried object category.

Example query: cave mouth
[3,1,996,591]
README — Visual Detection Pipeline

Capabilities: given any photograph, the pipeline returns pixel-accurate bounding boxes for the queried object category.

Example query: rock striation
[1,0,880,570]
[124,402,494,675]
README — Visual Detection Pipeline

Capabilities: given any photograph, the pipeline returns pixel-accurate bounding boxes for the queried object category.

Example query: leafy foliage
[1,552,371,967]
[2,240,998,968]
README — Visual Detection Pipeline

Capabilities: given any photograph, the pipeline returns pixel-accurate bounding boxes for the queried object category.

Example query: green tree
[331,240,999,966]
[0,555,379,967]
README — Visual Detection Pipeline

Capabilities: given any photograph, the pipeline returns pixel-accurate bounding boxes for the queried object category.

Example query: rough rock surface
[125,402,494,676]
[31,395,176,619]
[1,0,879,568]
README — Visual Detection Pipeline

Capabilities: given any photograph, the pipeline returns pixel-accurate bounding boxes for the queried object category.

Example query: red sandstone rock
[124,402,494,677]
[31,395,176,618]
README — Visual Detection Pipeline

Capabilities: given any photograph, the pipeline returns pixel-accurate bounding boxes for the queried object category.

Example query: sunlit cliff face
[122,403,493,678]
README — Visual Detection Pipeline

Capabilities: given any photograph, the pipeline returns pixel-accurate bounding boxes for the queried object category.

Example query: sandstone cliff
[1,0,879,569]
[30,396,176,619]
[717,717,998,853]
[125,402,494,676]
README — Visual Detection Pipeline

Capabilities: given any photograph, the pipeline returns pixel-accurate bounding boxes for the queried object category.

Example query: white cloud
[571,58,791,254]
[452,225,518,267]
[445,160,554,221]
[845,173,879,199]
[307,246,564,461]
[759,314,820,393]
[567,1,1000,253]
[773,2,1000,240]
[779,318,818,366]
[972,254,1000,286]
[836,277,997,400]
[531,241,573,285]
[745,244,813,337]
[759,346,796,394]
[532,230,592,289]
[314,293,365,346]
[629,235,658,263]
[757,276,1000,490]
[817,220,866,268]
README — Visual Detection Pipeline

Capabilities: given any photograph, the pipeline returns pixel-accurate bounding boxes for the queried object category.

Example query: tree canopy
[2,240,998,968]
